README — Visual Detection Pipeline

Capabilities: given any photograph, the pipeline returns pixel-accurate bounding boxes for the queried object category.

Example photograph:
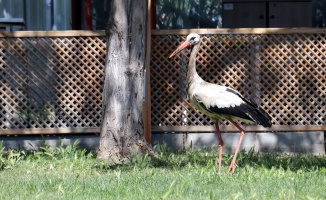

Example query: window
[154,0,222,29]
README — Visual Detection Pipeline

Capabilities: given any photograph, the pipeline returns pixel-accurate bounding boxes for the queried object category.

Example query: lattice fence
[0,32,106,131]
[1,29,326,135]
[150,30,326,132]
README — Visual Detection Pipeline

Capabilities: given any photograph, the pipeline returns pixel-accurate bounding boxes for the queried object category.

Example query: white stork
[169,33,272,174]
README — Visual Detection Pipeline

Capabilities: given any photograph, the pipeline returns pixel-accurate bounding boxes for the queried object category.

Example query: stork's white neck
[187,43,204,87]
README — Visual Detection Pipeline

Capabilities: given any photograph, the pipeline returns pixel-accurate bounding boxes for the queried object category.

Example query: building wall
[0,0,24,19]
[0,132,324,155]
[0,0,71,31]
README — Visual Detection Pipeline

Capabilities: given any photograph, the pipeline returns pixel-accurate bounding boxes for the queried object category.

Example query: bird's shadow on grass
[94,146,326,173]
[233,149,326,172]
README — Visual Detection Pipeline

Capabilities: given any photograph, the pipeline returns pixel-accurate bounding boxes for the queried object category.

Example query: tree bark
[97,0,152,163]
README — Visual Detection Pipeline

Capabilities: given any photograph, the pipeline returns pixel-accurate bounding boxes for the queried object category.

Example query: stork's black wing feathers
[209,102,272,128]
[224,88,272,127]
[196,88,272,128]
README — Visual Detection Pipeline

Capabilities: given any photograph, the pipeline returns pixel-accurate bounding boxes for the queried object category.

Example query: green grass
[0,142,325,200]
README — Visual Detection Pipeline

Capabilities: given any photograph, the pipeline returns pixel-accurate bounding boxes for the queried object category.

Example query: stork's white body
[188,75,253,124]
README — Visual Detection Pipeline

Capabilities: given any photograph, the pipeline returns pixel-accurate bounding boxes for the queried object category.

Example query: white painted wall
[0,132,324,155]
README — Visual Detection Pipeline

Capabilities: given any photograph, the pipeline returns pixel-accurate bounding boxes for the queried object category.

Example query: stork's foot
[226,160,238,174]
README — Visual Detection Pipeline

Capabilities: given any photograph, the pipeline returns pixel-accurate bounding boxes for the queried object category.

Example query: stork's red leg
[215,123,224,174]
[227,120,245,174]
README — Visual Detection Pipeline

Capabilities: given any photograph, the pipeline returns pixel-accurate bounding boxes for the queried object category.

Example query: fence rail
[1,29,326,135]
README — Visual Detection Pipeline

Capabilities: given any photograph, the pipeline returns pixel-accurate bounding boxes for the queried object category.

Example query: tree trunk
[97,0,152,163]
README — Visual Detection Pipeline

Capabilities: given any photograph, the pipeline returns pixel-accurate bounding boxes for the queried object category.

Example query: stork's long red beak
[169,41,191,58]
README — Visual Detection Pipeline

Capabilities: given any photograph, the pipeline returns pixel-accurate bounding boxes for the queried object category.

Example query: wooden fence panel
[150,29,326,132]
[1,29,326,135]
[0,31,106,132]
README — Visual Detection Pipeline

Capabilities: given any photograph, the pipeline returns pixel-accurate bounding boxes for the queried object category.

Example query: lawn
[0,142,325,200]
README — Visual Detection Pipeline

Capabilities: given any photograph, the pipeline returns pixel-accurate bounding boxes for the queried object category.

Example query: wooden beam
[152,28,326,35]
[144,0,152,144]
[0,30,106,38]
[152,125,326,133]
[1,125,324,136]
[0,128,100,135]
[1,28,325,38]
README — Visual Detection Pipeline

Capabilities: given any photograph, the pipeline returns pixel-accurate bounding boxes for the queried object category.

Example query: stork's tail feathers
[247,106,272,128]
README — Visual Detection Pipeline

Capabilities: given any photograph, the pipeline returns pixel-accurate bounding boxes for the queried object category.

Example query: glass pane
[313,0,326,27]
[156,0,222,29]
